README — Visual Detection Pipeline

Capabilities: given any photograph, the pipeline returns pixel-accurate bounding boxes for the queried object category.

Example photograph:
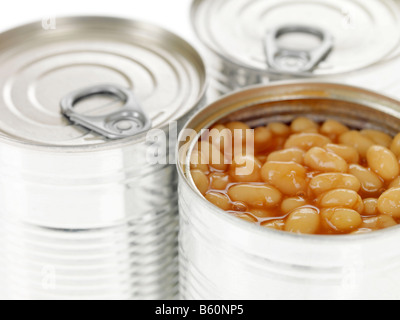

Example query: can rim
[177,80,400,243]
[0,15,208,153]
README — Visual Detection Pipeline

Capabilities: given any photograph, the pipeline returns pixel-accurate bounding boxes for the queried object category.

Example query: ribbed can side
[0,165,179,300]
[0,138,181,300]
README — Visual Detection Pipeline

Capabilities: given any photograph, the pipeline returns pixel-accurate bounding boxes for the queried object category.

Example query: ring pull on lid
[265,25,334,74]
[61,84,152,140]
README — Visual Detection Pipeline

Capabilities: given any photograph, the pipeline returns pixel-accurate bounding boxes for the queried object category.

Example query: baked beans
[191,118,400,235]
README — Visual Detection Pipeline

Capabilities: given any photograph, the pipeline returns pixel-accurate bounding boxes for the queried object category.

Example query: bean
[261,161,307,196]
[262,219,285,231]
[228,184,282,208]
[233,213,257,223]
[232,142,255,159]
[320,120,349,138]
[319,189,364,213]
[352,229,374,235]
[262,219,285,230]
[367,146,399,181]
[230,155,262,182]
[389,176,400,189]
[249,208,276,219]
[208,124,233,153]
[190,149,209,173]
[254,127,272,151]
[205,192,231,211]
[361,217,379,230]
[361,130,392,148]
[225,121,250,132]
[390,133,400,157]
[267,122,291,136]
[284,133,331,151]
[349,164,384,194]
[324,144,360,164]
[198,141,229,171]
[267,148,305,164]
[197,119,400,235]
[363,198,379,216]
[209,173,231,190]
[361,215,397,229]
[232,201,248,212]
[309,173,361,196]
[322,208,362,233]
[319,209,333,231]
[378,187,400,218]
[281,197,307,214]
[225,122,252,144]
[284,207,320,234]
[378,215,398,229]
[378,215,397,229]
[339,131,375,158]
[304,147,348,173]
[210,124,226,131]
[291,117,319,133]
[191,170,209,195]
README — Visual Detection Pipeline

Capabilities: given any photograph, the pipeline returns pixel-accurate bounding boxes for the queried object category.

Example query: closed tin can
[191,0,400,101]
[178,82,400,300]
[0,16,206,300]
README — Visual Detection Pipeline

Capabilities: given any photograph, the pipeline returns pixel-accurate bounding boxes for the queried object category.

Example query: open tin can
[0,16,207,300]
[191,0,400,100]
[178,82,400,300]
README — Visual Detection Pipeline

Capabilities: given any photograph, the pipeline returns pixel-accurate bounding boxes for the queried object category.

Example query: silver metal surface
[191,0,400,100]
[265,25,334,73]
[0,16,206,147]
[0,16,207,300]
[61,84,152,139]
[178,82,400,300]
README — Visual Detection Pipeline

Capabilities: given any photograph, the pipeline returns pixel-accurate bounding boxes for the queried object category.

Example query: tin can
[178,82,400,300]
[191,0,400,101]
[0,16,207,300]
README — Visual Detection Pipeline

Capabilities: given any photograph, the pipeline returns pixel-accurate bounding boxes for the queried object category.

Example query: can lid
[192,0,400,75]
[0,17,206,147]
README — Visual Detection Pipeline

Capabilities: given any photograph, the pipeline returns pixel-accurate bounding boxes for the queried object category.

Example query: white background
[0,0,198,45]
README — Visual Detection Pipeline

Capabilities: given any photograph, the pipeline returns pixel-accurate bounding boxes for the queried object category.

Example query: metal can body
[205,43,400,102]
[0,17,207,300]
[192,0,400,101]
[178,82,400,300]
[206,56,270,101]
[0,138,179,299]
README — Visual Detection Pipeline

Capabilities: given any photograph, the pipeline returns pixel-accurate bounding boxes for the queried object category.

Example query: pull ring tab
[61,84,152,140]
[265,25,334,74]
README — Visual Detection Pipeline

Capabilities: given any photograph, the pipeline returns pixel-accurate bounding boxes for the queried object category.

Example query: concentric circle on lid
[192,0,400,75]
[0,16,206,148]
